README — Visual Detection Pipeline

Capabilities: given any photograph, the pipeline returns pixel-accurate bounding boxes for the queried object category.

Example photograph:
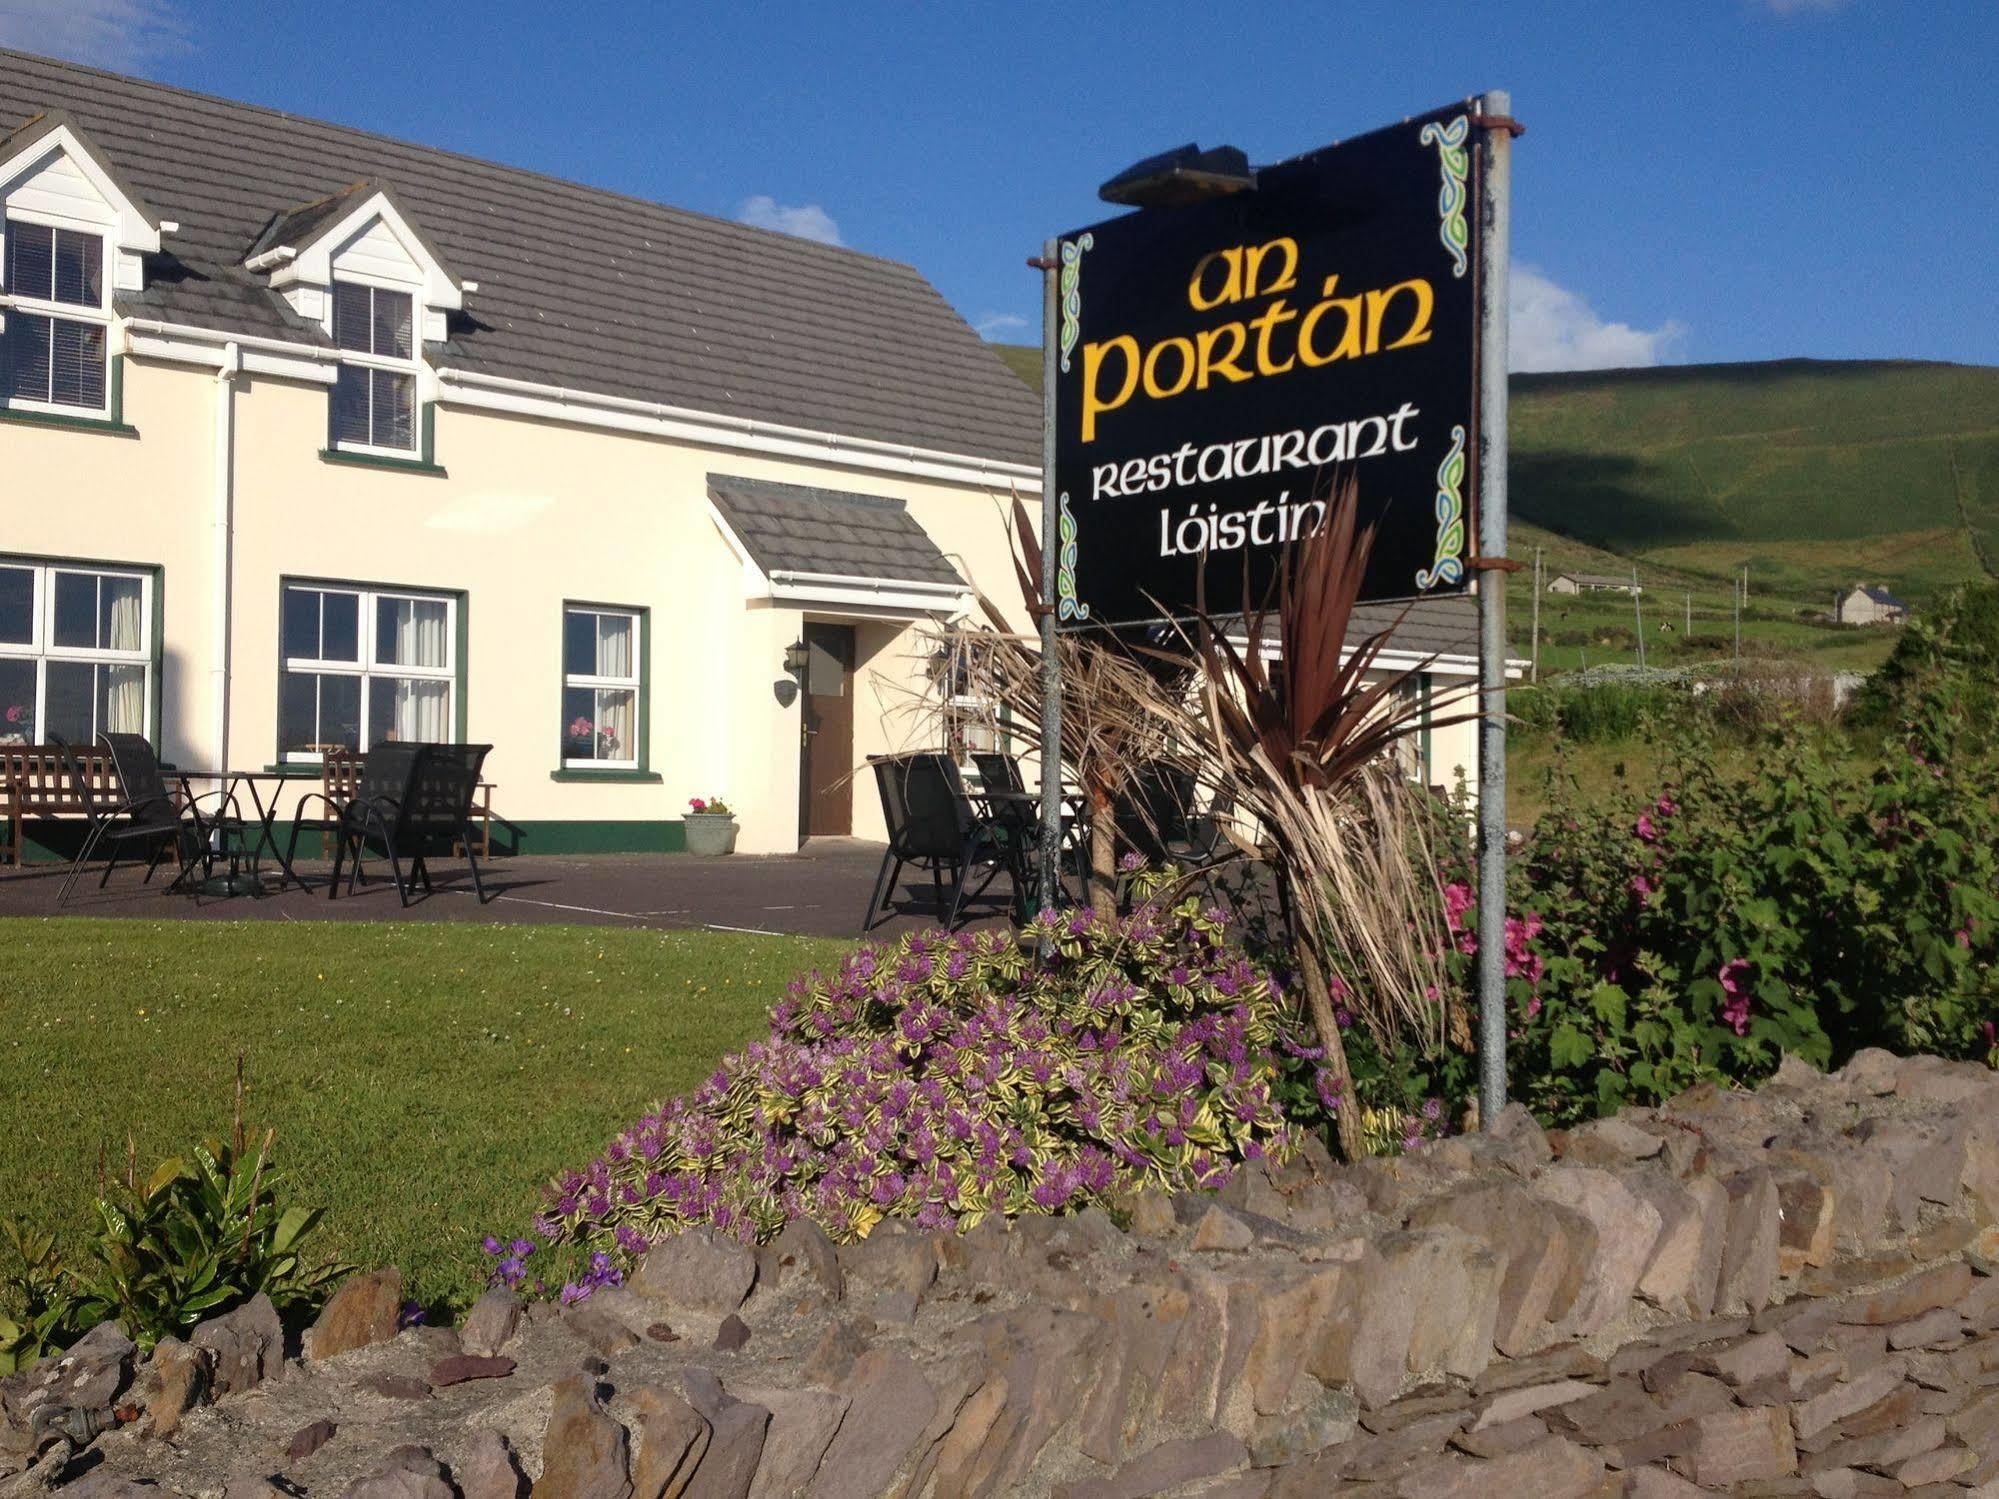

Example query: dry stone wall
[5,1047,1998,1497]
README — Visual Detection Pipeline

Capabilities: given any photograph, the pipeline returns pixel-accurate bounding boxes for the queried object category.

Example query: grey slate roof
[1213,594,1480,663]
[0,48,1041,467]
[708,474,965,588]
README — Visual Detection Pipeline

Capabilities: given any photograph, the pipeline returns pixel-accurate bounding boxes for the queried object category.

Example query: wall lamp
[783,640,810,675]
[1098,143,1257,208]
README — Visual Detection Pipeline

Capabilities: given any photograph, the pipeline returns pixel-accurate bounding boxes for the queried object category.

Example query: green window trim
[555,601,651,777]
[318,400,443,474]
[273,573,469,765]
[0,546,164,755]
[0,355,134,436]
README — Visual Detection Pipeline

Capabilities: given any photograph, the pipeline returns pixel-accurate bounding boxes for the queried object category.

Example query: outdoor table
[173,769,308,897]
[973,786,1090,917]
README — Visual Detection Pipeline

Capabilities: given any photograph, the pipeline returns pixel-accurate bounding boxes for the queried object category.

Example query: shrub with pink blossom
[496,901,1316,1299]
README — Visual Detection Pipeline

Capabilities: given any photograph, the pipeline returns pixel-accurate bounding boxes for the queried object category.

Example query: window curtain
[595,688,635,761]
[595,614,632,678]
[100,583,145,733]
[392,599,447,669]
[390,678,450,742]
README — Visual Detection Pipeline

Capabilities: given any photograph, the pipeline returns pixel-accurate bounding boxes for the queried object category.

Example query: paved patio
[0,839,1016,939]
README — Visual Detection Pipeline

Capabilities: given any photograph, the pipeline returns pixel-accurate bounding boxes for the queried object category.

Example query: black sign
[1051,101,1483,627]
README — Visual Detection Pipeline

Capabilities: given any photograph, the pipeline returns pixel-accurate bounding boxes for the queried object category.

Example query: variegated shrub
[500,902,1319,1301]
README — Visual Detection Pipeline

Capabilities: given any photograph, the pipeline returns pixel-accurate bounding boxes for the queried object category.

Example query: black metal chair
[285,741,422,899]
[54,733,243,906]
[342,742,495,906]
[1112,762,1230,902]
[862,752,1022,931]
[970,751,1026,796]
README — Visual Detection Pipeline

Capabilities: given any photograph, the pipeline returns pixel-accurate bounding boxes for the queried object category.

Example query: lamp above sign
[1050,99,1487,628]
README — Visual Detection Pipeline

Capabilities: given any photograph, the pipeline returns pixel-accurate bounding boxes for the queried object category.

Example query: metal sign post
[1035,238,1064,913]
[1474,90,1515,1128]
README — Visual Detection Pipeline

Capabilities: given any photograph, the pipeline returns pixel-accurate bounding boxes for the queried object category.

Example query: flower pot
[683,813,739,856]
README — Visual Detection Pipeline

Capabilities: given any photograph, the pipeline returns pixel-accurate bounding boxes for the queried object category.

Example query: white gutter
[243,246,297,272]
[766,568,968,597]
[121,317,337,385]
[435,366,1041,492]
[211,343,241,771]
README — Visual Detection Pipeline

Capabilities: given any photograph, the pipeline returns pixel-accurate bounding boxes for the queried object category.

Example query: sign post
[1036,237,1064,914]
[1473,90,1515,1129]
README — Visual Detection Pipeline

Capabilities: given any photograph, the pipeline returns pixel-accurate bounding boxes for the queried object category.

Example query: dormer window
[330,280,417,453]
[2,216,110,413]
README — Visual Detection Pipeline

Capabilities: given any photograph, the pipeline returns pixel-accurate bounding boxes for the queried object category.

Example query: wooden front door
[799,622,855,839]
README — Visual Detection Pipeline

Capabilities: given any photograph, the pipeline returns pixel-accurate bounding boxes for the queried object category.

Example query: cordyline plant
[498,899,1321,1300]
[920,479,1477,1159]
[1139,476,1479,1158]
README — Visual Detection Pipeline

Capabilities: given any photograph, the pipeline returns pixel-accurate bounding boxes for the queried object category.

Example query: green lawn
[0,919,845,1312]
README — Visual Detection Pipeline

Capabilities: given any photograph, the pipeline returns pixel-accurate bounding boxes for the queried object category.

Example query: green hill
[986,346,1999,612]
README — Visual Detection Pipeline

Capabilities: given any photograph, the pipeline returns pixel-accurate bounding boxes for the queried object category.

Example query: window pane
[332,283,371,352]
[368,675,448,746]
[595,687,636,761]
[563,610,595,677]
[100,664,145,734]
[3,310,50,404]
[563,684,599,760]
[49,319,107,409]
[52,229,103,307]
[279,670,320,756]
[375,597,446,668]
[373,288,413,359]
[596,614,634,680]
[98,576,143,652]
[52,573,97,648]
[323,591,359,661]
[0,658,34,743]
[45,661,94,742]
[319,674,361,752]
[331,365,371,447]
[281,586,322,660]
[0,566,32,645]
[6,221,52,300]
[371,368,415,449]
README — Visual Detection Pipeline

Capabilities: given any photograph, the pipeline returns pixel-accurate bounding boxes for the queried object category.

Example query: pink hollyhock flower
[1442,881,1474,931]
[1655,794,1678,817]
[1635,813,1658,843]
[1717,959,1752,1036]
[1629,874,1654,900]
[1956,927,1972,950]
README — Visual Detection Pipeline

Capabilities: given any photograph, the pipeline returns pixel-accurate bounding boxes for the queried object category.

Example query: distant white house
[1836,585,1909,627]
[1548,571,1642,597]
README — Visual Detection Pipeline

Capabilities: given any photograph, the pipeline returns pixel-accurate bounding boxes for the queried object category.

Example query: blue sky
[4,0,1993,371]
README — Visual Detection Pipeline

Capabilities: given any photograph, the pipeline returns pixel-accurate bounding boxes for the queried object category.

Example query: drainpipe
[211,343,240,770]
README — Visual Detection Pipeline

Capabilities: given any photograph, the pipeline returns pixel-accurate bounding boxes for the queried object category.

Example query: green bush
[0,1109,347,1367]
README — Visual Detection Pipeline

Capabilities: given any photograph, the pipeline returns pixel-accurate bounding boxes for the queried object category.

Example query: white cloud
[735,195,843,247]
[1509,266,1686,373]
[0,0,187,67]
[974,312,1030,341]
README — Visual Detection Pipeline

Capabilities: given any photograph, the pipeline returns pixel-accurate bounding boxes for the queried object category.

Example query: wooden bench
[0,746,119,867]
[321,748,495,857]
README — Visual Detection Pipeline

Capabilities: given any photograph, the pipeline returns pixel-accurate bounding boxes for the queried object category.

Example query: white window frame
[560,605,641,770]
[328,275,422,458]
[279,581,455,763]
[0,559,154,744]
[0,211,114,418]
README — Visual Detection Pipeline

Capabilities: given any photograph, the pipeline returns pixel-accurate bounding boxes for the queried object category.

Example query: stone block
[1246,1377,1356,1467]
[1468,1378,1597,1433]
[1718,1171,1782,1315]
[1837,1261,1972,1326]
[1887,1307,1963,1350]
[632,1227,758,1315]
[1792,1363,1907,1440]
[679,1368,769,1499]
[131,1337,208,1439]
[1408,1184,1596,1357]
[734,1387,845,1499]
[460,1290,523,1357]
[814,1349,935,1499]
[532,1375,631,1499]
[456,1431,529,1499]
[1053,1432,1246,1499]
[190,1293,284,1399]
[1680,1405,1796,1487]
[630,1385,710,1499]
[1627,1172,1726,1319]
[1775,1170,1837,1277]
[306,1267,403,1362]
[753,1219,843,1304]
